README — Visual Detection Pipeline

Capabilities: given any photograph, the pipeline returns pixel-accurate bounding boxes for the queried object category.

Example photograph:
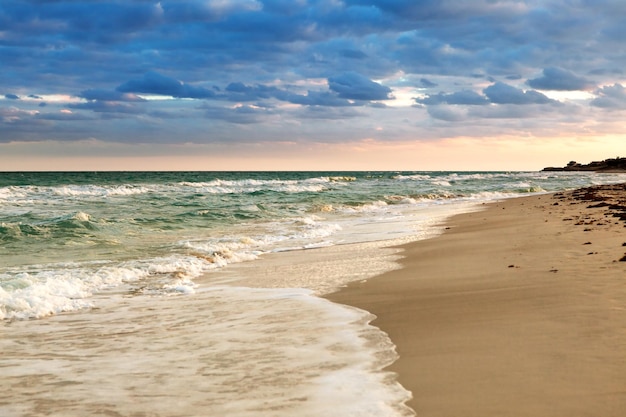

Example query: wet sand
[0,245,410,417]
[328,184,626,416]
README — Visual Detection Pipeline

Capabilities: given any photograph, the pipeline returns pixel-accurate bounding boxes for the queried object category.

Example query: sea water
[1,170,625,416]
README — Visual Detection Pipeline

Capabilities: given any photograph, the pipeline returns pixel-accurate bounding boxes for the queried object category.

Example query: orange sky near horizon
[1,134,622,172]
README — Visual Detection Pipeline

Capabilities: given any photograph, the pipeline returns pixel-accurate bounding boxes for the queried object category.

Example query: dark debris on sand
[570,184,626,223]
[555,183,626,262]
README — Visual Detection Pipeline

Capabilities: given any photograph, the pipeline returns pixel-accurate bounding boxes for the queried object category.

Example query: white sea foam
[0,186,26,201]
[0,276,94,320]
[0,286,413,416]
[339,200,389,213]
[393,173,432,181]
[72,211,91,222]
[0,255,216,320]
[178,177,337,194]
[51,184,154,197]
[464,190,533,200]
[328,175,357,182]
[290,216,342,239]
[180,215,343,262]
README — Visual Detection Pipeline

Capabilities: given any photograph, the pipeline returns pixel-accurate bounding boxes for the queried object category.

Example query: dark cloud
[327,72,392,101]
[414,81,563,125]
[590,83,626,109]
[527,67,595,91]
[5,94,20,100]
[117,72,216,99]
[418,82,555,108]
[483,82,554,105]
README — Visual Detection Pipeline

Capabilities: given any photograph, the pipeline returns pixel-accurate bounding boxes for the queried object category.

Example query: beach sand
[328,184,626,416]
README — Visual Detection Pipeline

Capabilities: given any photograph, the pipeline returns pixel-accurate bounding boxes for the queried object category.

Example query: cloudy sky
[1,0,625,171]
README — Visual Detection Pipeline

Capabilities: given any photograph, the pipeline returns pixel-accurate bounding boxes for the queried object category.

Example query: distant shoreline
[542,157,626,172]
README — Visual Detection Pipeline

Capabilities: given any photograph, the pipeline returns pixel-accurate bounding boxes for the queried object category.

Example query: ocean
[2,170,625,416]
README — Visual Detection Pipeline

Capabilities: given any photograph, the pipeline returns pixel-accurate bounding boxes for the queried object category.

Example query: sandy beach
[329,183,626,416]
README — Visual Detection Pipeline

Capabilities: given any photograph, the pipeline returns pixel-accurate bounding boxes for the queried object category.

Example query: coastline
[3,174,626,416]
[327,184,626,416]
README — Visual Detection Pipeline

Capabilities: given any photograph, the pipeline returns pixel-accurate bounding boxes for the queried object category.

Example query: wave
[0,211,101,242]
[178,177,339,194]
[1,211,101,239]
[328,176,357,182]
[339,200,389,213]
[0,185,157,207]
[0,222,43,242]
[1,212,348,320]
[52,184,153,197]
[392,173,432,181]
[0,254,211,320]
[181,215,342,258]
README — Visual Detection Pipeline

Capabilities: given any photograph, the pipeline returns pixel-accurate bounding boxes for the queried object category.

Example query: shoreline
[327,185,626,416]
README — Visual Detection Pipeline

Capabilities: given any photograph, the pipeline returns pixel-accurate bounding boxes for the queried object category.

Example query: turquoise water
[2,170,625,319]
[2,170,625,417]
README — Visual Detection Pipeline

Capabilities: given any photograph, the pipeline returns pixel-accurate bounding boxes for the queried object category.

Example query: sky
[1,0,625,171]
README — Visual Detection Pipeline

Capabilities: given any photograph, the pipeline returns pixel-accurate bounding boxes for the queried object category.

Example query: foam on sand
[0,286,413,417]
